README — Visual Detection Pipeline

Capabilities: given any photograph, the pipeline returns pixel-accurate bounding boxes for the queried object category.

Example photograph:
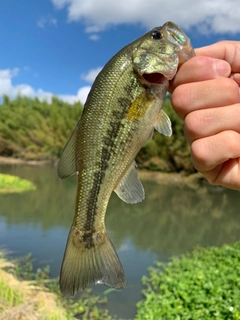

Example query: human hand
[170,41,240,190]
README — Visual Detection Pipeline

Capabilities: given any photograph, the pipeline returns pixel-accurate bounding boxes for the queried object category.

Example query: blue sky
[1,0,240,104]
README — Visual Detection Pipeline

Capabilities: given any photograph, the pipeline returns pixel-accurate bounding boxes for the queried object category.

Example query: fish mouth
[142,72,166,84]
[142,69,176,85]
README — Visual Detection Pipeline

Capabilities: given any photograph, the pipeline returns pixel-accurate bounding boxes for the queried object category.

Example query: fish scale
[57,21,195,297]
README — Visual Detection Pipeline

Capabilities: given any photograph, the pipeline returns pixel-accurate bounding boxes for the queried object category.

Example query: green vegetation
[135,242,240,320]
[0,95,195,173]
[136,97,195,173]
[1,252,112,320]
[0,95,82,160]
[2,243,240,319]
[0,276,23,310]
[0,173,36,193]
[0,252,66,320]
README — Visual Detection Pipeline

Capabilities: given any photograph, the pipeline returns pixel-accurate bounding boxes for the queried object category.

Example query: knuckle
[191,139,208,166]
[171,84,192,118]
[184,111,202,140]
[224,131,240,152]
[219,78,239,103]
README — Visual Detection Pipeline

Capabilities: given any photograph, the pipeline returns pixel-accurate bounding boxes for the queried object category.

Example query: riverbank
[136,242,240,319]
[0,252,67,320]
[138,170,205,189]
[0,156,206,190]
[0,157,54,166]
[0,252,112,320]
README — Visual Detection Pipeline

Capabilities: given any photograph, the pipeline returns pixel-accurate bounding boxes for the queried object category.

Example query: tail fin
[60,228,126,297]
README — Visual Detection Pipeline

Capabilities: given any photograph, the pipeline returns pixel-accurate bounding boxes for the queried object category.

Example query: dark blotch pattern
[83,83,138,246]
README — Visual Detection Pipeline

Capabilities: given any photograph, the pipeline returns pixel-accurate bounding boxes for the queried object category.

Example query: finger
[184,104,240,143]
[195,41,240,73]
[171,41,240,92]
[191,130,240,173]
[233,73,240,85]
[170,56,231,90]
[172,77,239,119]
[206,158,240,190]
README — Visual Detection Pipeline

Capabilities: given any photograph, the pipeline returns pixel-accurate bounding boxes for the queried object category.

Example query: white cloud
[0,68,90,105]
[59,86,91,104]
[76,86,91,102]
[51,0,68,9]
[37,15,57,28]
[81,67,102,83]
[0,69,19,95]
[88,34,100,41]
[51,0,240,35]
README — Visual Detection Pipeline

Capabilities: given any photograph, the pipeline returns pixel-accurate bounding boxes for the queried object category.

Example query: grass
[0,253,68,319]
[0,252,112,320]
[0,275,23,310]
[0,173,36,193]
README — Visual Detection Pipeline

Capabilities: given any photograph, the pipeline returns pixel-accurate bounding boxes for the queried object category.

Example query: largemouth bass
[58,21,194,297]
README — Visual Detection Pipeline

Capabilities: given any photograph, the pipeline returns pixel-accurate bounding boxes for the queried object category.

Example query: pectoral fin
[57,125,78,179]
[114,162,145,204]
[154,110,172,137]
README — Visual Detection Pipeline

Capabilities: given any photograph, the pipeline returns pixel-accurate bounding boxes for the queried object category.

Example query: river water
[0,164,240,319]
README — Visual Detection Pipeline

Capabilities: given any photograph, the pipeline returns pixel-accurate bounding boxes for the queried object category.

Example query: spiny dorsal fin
[154,109,172,137]
[114,162,145,204]
[57,125,78,179]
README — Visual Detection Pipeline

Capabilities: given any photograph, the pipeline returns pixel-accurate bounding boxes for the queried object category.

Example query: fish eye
[151,30,162,40]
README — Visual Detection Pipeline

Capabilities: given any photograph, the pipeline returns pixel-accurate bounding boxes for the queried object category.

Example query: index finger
[195,41,240,72]
[169,55,231,92]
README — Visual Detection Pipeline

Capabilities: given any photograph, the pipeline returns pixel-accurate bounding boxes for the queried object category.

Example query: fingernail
[213,60,231,77]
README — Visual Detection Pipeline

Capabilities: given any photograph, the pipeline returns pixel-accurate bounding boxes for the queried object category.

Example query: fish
[57,21,195,297]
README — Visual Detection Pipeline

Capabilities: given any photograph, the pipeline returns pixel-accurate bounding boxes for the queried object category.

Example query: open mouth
[142,73,166,84]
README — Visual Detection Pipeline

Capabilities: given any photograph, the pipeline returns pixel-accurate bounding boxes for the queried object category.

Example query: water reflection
[107,184,239,256]
[0,164,239,319]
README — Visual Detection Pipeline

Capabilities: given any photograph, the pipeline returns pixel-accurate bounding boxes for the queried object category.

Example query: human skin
[170,41,240,190]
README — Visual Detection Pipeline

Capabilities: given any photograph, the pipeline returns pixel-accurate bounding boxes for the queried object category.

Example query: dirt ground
[0,255,66,320]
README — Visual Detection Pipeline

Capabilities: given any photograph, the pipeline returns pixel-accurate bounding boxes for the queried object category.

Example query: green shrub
[136,97,195,173]
[0,95,82,160]
[0,173,36,193]
[135,242,240,320]
[0,95,195,173]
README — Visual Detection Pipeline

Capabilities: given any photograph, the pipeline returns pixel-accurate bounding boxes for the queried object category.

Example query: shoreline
[0,156,206,189]
[0,251,67,319]
[0,250,110,320]
[0,156,55,166]
[138,169,205,189]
